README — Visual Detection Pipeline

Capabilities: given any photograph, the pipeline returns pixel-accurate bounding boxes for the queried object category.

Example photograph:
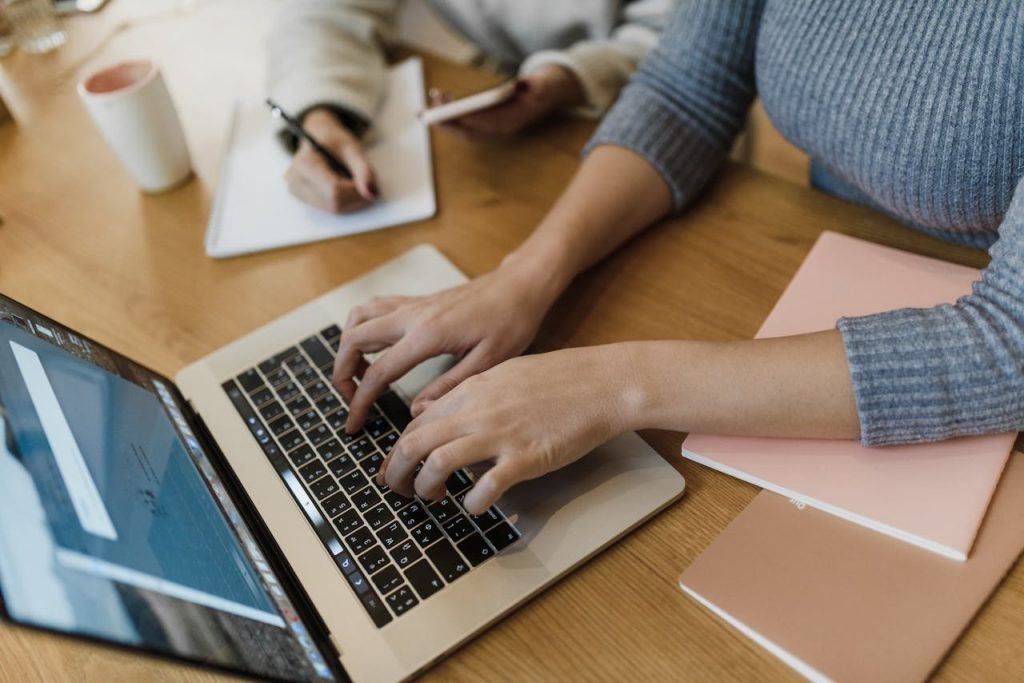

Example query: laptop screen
[0,296,337,681]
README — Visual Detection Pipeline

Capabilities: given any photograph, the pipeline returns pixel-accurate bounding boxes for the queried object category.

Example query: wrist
[499,240,576,307]
[615,341,682,432]
[528,63,585,110]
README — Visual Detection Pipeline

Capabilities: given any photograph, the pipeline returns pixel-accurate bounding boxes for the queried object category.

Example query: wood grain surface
[0,2,1019,681]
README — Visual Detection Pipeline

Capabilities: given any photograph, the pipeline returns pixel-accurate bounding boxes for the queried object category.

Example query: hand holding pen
[267,100,379,214]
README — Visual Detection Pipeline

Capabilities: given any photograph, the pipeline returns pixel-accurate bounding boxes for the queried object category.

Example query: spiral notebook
[682,232,1015,560]
[205,58,435,258]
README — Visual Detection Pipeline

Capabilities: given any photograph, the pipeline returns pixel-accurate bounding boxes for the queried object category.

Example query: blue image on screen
[0,321,279,634]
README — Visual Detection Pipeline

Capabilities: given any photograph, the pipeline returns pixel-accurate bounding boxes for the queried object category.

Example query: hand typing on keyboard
[378,345,637,515]
[332,261,563,433]
[225,331,522,627]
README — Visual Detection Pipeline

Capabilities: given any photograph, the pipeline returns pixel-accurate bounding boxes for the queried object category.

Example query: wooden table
[1,1,1021,681]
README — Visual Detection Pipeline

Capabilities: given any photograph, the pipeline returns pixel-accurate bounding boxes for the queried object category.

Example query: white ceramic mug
[78,60,192,193]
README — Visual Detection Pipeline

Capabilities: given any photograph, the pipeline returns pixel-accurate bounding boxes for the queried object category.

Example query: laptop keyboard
[221,324,520,628]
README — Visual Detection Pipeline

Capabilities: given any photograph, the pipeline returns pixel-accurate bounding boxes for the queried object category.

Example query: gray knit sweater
[587,0,1024,446]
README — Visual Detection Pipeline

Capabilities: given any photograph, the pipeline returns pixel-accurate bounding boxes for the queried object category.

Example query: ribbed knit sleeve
[839,177,1024,446]
[583,0,765,210]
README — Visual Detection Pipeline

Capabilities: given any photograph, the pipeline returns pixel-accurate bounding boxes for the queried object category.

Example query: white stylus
[418,81,519,126]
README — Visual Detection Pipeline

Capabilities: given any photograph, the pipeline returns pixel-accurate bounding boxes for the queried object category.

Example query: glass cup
[4,0,65,54]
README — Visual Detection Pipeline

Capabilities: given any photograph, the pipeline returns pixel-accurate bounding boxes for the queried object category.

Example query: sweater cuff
[838,306,1018,447]
[583,85,728,212]
[520,49,618,119]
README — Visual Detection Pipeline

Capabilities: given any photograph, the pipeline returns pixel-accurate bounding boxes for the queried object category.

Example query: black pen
[265,98,352,179]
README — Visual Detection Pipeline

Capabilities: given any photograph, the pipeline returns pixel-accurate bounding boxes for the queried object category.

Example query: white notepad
[205,58,435,258]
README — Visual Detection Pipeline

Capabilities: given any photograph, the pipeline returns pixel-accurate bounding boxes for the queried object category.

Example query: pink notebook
[679,453,1024,683]
[682,232,1015,560]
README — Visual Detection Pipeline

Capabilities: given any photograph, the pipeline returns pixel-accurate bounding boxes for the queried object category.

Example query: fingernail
[428,87,442,100]
[367,181,379,198]
[514,79,530,94]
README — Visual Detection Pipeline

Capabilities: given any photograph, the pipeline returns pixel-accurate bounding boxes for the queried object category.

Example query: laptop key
[334,550,357,575]
[287,444,316,469]
[322,491,351,518]
[347,569,371,595]
[334,509,362,536]
[301,335,335,371]
[267,414,295,437]
[285,355,310,372]
[330,453,357,479]
[412,520,442,548]
[259,349,299,375]
[307,423,332,447]
[350,437,376,460]
[306,380,332,401]
[364,503,394,530]
[383,489,412,512]
[310,475,340,501]
[236,368,264,393]
[446,469,473,495]
[358,546,390,575]
[346,528,376,555]
[389,540,422,569]
[372,566,404,595]
[250,386,274,406]
[277,381,302,403]
[398,502,429,529]
[296,409,320,432]
[286,396,312,417]
[377,431,399,455]
[320,324,342,342]
[360,452,384,478]
[279,430,306,452]
[485,522,521,552]
[405,559,444,601]
[360,592,392,628]
[353,486,382,513]
[299,460,328,484]
[326,409,349,432]
[295,366,320,387]
[366,416,392,440]
[425,539,470,583]
[318,438,344,462]
[259,400,286,422]
[340,469,367,495]
[457,533,494,566]
[469,507,503,533]
[316,394,342,416]
[428,498,457,524]
[442,515,474,542]
[377,391,412,430]
[377,521,408,549]
[266,367,290,388]
[386,586,418,616]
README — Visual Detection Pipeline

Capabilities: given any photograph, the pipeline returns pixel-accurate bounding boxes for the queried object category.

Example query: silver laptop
[0,245,685,681]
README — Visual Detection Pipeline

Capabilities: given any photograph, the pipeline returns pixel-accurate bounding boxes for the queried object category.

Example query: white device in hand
[418,80,518,126]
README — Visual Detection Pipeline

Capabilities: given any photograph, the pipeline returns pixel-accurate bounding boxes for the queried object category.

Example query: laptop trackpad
[491,432,682,572]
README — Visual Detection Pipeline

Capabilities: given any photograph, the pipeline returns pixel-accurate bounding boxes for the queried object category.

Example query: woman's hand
[333,258,566,432]
[285,108,378,213]
[376,345,637,514]
[433,64,584,137]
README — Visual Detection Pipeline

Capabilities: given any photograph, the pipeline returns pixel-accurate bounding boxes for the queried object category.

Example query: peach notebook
[679,453,1024,683]
[682,232,1015,560]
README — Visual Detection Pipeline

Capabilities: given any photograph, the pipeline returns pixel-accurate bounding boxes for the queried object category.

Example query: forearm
[614,332,861,439]
[267,0,399,121]
[502,145,673,294]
